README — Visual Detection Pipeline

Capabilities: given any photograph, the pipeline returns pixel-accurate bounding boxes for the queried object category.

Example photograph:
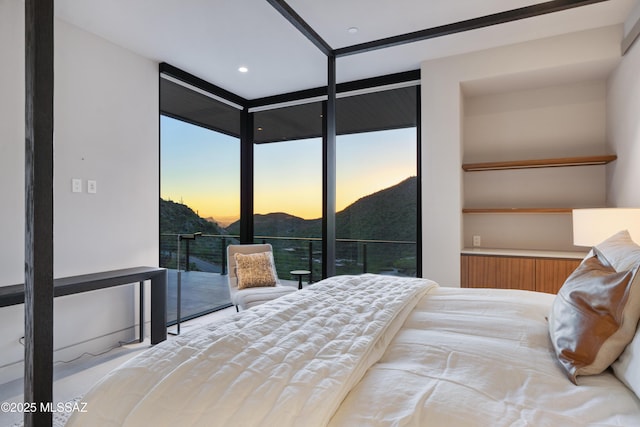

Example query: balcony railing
[160,233,417,281]
[160,233,416,324]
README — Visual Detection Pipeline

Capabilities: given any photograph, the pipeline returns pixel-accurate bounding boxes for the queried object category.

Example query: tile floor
[0,306,236,426]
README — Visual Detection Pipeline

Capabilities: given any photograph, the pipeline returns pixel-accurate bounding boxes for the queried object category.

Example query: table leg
[139,281,144,343]
[151,271,167,345]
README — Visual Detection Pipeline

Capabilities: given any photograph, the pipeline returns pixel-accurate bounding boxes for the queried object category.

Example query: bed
[67,231,640,426]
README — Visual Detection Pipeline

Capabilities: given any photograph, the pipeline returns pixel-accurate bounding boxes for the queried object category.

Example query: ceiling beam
[266,0,333,56]
[334,0,610,57]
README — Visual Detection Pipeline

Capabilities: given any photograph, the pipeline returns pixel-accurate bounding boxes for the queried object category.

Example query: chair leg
[235,305,239,313]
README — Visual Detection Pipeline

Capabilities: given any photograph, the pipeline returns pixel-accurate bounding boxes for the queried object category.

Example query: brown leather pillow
[548,248,640,384]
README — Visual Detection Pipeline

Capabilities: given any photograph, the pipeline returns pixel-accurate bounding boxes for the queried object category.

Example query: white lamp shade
[572,208,640,247]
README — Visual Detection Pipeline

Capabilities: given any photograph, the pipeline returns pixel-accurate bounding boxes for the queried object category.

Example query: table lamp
[573,208,640,247]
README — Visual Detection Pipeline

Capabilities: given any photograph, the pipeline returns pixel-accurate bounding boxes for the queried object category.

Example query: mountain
[226,212,321,238]
[224,176,417,240]
[336,176,417,241]
[160,199,232,272]
[160,199,225,235]
[160,177,417,275]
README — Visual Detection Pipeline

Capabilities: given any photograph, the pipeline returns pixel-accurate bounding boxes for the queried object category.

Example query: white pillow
[606,230,640,398]
[613,330,640,397]
[595,230,640,272]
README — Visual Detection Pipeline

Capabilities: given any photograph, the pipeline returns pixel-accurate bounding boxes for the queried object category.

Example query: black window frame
[159,63,422,278]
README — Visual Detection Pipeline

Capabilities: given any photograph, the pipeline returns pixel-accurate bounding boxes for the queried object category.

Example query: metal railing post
[221,237,227,275]
[308,240,313,283]
[362,242,368,274]
[185,240,191,272]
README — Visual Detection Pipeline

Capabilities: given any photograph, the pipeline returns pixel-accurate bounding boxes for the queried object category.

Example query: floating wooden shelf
[462,208,573,214]
[462,154,617,171]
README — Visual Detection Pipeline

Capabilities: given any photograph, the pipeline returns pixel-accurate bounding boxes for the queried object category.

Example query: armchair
[227,243,296,311]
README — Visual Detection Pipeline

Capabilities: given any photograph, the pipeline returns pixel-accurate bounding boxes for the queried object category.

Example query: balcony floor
[167,270,232,321]
[166,270,300,321]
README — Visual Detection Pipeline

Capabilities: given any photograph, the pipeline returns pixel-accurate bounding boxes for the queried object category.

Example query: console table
[0,266,167,345]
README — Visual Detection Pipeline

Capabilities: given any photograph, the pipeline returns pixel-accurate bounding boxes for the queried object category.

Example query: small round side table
[290,270,311,290]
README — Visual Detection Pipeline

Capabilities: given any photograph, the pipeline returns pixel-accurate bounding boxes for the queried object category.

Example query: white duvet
[67,274,436,427]
[67,276,640,427]
[329,287,640,427]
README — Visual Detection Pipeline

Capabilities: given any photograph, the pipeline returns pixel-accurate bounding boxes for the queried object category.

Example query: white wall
[462,81,608,251]
[0,0,27,384]
[420,25,623,286]
[463,81,607,162]
[607,11,640,207]
[0,0,25,287]
[0,2,159,383]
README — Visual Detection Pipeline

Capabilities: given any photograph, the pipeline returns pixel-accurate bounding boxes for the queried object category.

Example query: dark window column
[24,0,55,425]
[240,108,254,243]
[415,85,423,278]
[322,55,337,278]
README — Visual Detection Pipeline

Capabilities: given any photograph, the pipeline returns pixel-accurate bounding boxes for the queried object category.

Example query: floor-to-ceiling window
[160,67,420,318]
[249,101,324,282]
[160,75,241,323]
[335,85,419,276]
[244,82,420,280]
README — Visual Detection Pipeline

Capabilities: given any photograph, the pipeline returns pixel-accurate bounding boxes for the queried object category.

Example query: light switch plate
[87,180,97,194]
[72,178,82,193]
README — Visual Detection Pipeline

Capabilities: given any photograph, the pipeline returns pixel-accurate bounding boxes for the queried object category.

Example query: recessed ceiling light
[347,27,358,34]
[238,66,248,73]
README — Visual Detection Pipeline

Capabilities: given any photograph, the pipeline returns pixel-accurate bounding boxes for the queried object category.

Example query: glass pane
[336,127,418,277]
[253,137,323,284]
[335,85,418,277]
[250,100,323,285]
[160,115,239,323]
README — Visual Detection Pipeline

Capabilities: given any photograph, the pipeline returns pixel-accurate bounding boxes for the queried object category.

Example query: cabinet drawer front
[535,258,581,294]
[465,255,535,291]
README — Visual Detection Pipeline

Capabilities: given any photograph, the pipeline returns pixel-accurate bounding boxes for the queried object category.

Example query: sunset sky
[161,116,416,225]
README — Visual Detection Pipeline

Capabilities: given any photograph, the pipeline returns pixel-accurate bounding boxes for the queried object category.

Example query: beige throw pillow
[235,252,277,289]
[548,230,640,384]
